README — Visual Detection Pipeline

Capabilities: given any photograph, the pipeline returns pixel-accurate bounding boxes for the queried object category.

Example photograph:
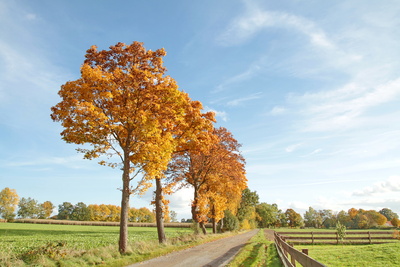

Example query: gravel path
[127,229,258,267]
[264,229,275,241]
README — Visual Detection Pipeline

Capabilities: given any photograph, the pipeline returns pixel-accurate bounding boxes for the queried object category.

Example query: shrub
[222,210,239,232]
[20,241,67,264]
[336,221,346,243]
[391,217,400,228]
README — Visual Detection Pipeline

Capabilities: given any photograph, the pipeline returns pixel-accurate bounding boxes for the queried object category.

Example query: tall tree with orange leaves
[196,127,247,233]
[51,42,189,253]
[151,97,215,243]
[167,127,247,234]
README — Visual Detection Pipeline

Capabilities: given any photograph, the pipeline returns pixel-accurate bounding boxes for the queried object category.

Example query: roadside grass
[295,243,400,267]
[0,222,233,266]
[227,229,282,267]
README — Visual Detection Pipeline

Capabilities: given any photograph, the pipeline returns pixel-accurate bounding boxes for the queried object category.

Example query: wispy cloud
[227,92,262,106]
[294,77,400,132]
[285,143,303,153]
[1,155,87,169]
[217,0,334,50]
[269,106,286,115]
[214,63,261,93]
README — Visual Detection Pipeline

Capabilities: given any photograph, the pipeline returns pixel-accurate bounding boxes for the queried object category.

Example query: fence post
[289,243,296,267]
[302,249,309,255]
[311,231,314,245]
[368,231,372,244]
[336,232,339,244]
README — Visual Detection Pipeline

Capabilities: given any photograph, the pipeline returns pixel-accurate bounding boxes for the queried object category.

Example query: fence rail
[277,231,397,245]
[274,232,327,267]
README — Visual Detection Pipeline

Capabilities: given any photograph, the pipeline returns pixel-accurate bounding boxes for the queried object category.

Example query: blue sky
[1,0,399,220]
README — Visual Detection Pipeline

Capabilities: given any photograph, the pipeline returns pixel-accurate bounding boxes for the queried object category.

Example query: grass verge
[227,229,282,267]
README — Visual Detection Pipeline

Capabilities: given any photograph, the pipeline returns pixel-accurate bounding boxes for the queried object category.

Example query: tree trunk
[211,204,216,234]
[212,218,217,234]
[119,154,131,254]
[155,177,166,243]
[200,221,207,234]
[191,186,202,234]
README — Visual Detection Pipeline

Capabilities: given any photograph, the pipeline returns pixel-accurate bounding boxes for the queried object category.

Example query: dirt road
[127,229,258,267]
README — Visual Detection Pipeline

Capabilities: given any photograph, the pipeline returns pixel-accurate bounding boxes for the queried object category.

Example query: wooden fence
[276,231,397,245]
[274,232,327,267]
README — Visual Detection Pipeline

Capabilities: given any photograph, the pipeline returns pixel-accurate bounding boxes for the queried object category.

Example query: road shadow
[202,243,247,267]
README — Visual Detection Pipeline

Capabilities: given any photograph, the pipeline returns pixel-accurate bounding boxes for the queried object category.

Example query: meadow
[298,242,400,267]
[0,222,222,266]
[277,228,400,267]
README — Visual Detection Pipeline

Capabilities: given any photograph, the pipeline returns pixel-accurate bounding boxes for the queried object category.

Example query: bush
[391,217,399,228]
[222,210,239,232]
[20,241,67,264]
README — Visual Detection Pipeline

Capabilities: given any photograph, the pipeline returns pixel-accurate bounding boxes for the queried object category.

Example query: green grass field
[276,229,400,267]
[0,223,192,255]
[296,243,400,267]
[0,222,213,266]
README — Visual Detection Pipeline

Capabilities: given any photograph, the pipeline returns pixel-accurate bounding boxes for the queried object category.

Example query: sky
[1,0,399,221]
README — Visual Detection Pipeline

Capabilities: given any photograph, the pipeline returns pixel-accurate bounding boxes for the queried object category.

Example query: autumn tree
[40,201,55,219]
[167,127,246,234]
[51,42,190,253]
[0,188,19,221]
[391,217,400,228]
[151,98,215,242]
[285,208,304,228]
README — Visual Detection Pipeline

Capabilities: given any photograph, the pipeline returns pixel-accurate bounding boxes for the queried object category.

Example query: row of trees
[304,207,399,229]
[50,41,247,252]
[231,188,304,230]
[0,189,158,223]
[58,202,156,222]
[2,186,399,231]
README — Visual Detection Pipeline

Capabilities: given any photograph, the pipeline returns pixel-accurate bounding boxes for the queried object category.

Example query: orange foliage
[168,127,247,226]
[51,41,192,253]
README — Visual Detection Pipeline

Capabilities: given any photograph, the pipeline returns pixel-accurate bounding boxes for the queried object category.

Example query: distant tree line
[0,187,160,223]
[180,188,306,231]
[57,202,156,223]
[304,207,399,229]
[1,187,398,230]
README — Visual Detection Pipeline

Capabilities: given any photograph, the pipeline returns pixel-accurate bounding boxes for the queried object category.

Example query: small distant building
[384,221,393,227]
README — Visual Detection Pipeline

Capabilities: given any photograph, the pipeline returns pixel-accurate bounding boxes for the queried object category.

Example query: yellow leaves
[0,188,19,219]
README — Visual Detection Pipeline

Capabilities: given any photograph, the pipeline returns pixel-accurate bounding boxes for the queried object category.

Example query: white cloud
[293,77,400,132]
[1,155,92,170]
[217,0,334,51]
[352,176,400,197]
[166,187,194,220]
[285,143,303,153]
[205,106,228,122]
[269,106,286,115]
[288,201,309,211]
